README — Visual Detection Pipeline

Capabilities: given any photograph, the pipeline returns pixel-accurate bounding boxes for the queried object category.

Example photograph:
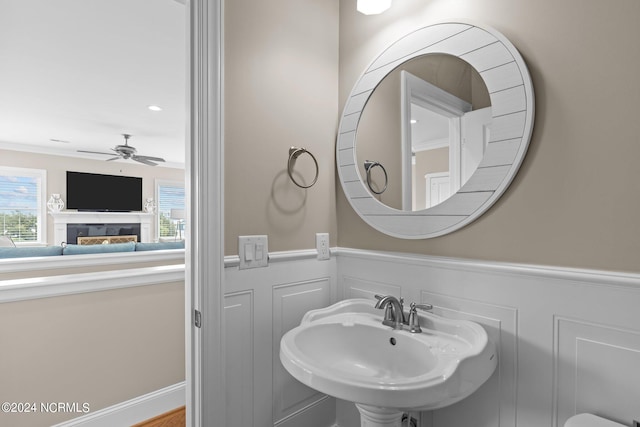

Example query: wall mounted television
[66,171,143,212]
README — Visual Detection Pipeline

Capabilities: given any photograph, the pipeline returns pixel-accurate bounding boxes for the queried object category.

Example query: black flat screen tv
[66,171,143,212]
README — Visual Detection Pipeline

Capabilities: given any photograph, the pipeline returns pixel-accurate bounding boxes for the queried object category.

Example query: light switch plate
[238,235,268,269]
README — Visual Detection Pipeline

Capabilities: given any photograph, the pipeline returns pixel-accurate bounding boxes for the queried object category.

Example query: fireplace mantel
[50,211,154,245]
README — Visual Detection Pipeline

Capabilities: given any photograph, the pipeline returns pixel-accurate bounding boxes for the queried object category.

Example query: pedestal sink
[279,298,497,427]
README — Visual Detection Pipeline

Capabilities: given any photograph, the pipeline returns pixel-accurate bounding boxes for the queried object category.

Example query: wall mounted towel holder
[288,146,319,189]
[364,160,388,195]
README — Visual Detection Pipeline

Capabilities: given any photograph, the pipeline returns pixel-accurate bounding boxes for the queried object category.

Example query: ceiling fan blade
[77,135,165,166]
[133,157,158,166]
[134,155,165,163]
[77,150,114,156]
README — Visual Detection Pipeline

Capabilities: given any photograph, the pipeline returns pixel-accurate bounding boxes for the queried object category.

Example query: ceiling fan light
[357,0,392,15]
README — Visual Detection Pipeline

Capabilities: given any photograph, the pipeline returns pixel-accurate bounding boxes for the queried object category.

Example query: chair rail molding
[0,264,185,303]
[0,249,184,274]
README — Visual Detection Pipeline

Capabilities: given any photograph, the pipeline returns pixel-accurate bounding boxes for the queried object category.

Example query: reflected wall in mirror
[337,22,535,239]
[356,54,491,211]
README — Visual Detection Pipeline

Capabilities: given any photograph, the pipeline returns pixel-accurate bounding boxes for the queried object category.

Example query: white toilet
[565,414,626,427]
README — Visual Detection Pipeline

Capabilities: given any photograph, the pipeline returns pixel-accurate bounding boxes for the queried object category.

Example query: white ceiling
[0,0,186,168]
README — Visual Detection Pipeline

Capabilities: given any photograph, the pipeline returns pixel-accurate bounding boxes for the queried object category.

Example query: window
[0,167,47,245]
[156,180,185,241]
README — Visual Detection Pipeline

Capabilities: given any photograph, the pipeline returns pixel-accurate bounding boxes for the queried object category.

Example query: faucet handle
[407,302,433,333]
[412,303,433,312]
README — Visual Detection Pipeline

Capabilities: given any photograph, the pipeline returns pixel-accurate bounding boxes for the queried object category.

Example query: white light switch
[239,235,268,269]
[244,243,254,261]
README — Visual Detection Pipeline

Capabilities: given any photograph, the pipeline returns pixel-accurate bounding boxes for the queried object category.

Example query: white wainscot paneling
[224,253,337,427]
[422,292,517,427]
[272,278,332,426]
[221,249,639,427]
[554,317,640,426]
[344,275,402,300]
[225,291,254,427]
[335,248,640,427]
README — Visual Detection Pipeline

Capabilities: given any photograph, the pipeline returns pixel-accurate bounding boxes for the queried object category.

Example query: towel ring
[288,146,319,189]
[364,160,388,195]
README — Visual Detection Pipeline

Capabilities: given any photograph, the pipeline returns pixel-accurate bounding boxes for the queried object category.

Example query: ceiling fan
[78,134,166,166]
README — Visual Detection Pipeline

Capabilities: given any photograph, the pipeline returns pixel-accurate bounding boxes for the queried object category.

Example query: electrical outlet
[316,233,330,260]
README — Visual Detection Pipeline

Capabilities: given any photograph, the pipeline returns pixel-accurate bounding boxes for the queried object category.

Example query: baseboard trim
[50,382,185,427]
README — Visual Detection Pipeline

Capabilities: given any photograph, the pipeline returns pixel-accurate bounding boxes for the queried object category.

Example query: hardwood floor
[132,406,185,427]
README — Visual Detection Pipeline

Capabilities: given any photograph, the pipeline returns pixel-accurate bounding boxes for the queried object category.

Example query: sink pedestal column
[356,404,403,427]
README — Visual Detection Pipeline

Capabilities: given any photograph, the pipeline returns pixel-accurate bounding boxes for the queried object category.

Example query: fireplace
[67,223,142,244]
[50,212,154,246]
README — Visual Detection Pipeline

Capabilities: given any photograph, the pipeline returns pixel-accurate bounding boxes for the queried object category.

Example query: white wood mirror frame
[337,21,535,239]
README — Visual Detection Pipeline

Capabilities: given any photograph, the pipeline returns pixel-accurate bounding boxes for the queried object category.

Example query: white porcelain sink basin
[280,298,497,412]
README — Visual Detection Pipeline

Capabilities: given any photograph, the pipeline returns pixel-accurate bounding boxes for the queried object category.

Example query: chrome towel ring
[364,160,388,195]
[288,146,319,189]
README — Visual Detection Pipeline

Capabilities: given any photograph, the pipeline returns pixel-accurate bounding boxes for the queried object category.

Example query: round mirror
[356,53,491,211]
[337,22,534,239]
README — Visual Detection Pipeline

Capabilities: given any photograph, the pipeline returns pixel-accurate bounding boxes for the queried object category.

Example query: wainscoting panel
[554,317,640,427]
[225,291,254,427]
[335,248,640,427]
[344,275,402,300]
[422,292,517,427]
[272,278,332,424]
[224,253,337,427]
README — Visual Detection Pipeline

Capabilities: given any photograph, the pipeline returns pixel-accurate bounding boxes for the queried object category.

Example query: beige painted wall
[0,148,184,245]
[0,282,185,427]
[224,0,339,255]
[337,0,640,273]
[356,71,402,209]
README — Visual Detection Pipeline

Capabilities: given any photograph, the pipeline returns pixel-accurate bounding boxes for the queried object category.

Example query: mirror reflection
[356,54,491,211]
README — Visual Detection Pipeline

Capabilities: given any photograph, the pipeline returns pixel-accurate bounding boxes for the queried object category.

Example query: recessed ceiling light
[410,119,418,124]
[148,105,162,112]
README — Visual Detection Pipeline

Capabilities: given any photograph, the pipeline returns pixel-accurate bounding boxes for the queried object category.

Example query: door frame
[186,1,225,426]
[400,70,471,210]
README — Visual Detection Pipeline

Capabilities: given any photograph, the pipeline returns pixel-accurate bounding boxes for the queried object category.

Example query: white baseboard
[50,382,185,427]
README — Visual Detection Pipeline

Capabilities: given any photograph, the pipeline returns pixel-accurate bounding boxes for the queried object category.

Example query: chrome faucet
[374,295,405,330]
[374,295,433,332]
